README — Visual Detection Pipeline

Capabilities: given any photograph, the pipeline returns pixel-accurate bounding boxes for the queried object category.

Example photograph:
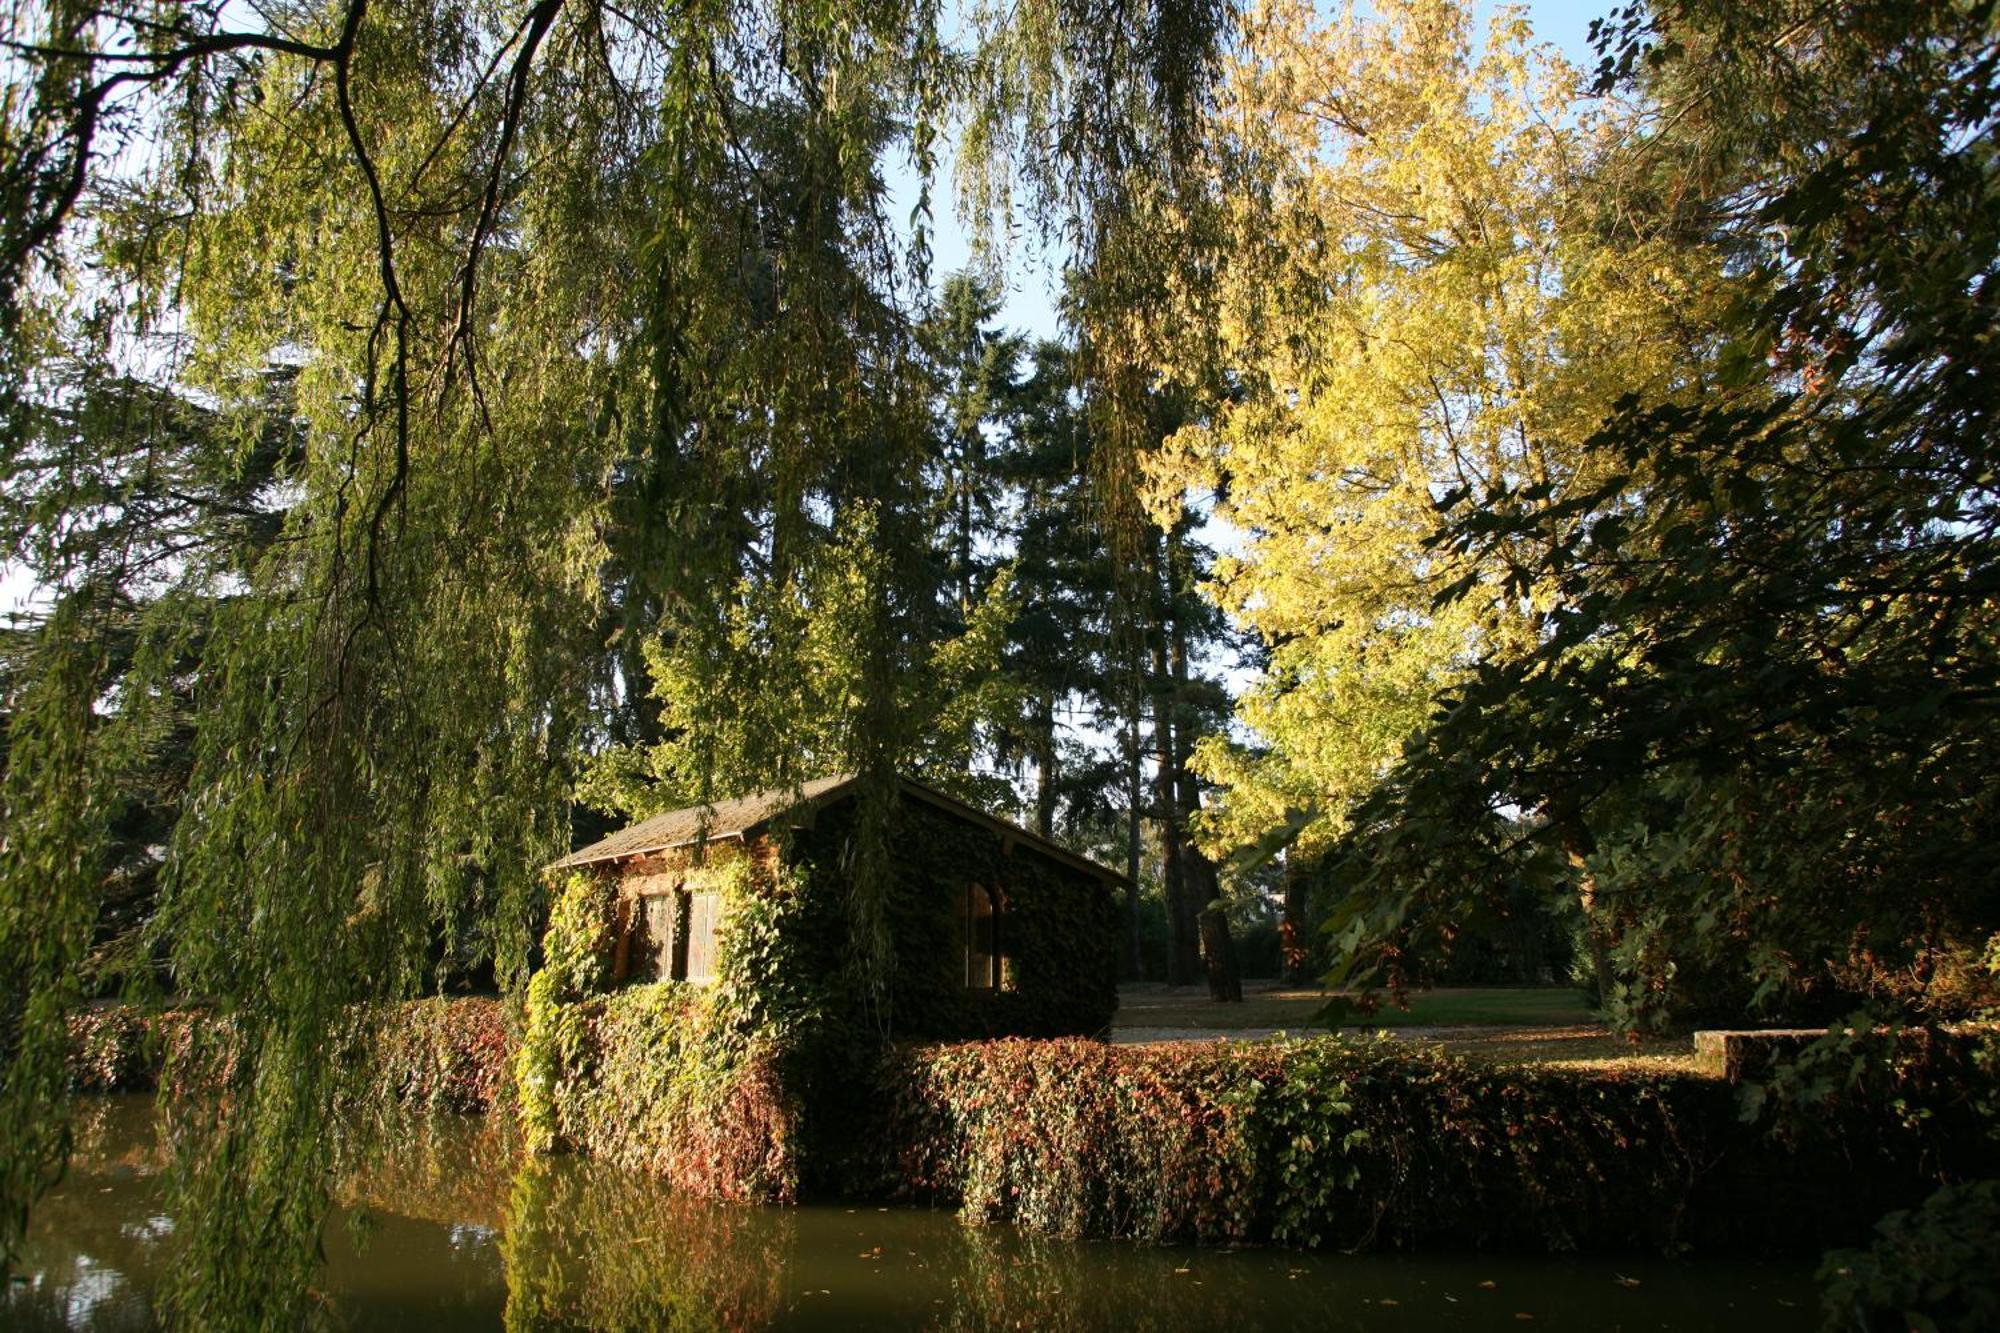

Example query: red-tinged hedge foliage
[65,1007,211,1093]
[867,1036,1999,1255]
[364,998,515,1114]
[66,999,515,1114]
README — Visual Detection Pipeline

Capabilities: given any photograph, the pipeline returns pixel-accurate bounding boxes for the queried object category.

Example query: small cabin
[549,773,1122,1038]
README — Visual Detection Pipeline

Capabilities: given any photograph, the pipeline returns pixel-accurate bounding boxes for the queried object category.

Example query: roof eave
[547,827,750,874]
[544,774,866,876]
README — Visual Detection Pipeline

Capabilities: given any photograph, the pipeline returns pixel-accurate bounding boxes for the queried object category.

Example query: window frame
[964,881,1002,991]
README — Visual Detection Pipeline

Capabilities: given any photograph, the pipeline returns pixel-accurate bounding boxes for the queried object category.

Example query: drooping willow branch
[3,0,582,622]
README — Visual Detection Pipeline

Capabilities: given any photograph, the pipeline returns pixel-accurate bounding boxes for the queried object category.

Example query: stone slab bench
[1694,1024,1998,1081]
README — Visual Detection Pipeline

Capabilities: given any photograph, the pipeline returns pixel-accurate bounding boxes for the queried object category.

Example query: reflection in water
[10,1097,1820,1331]
[504,1154,790,1331]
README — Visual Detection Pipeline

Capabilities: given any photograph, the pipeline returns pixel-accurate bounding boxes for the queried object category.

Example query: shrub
[65,1006,207,1093]
[360,997,514,1114]
[67,999,514,1113]
[534,983,801,1203]
[1819,1180,2000,1332]
[868,1035,2000,1255]
[515,866,805,1200]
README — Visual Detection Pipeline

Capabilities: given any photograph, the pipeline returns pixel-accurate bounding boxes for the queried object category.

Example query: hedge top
[548,772,1128,885]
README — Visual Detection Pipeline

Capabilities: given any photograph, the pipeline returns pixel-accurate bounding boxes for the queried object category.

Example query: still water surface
[10,1097,1817,1331]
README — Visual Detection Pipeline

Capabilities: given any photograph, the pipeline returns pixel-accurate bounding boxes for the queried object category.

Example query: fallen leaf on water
[1477,1280,1497,1290]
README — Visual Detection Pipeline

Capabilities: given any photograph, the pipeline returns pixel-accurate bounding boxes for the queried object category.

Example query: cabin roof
[549,772,1126,884]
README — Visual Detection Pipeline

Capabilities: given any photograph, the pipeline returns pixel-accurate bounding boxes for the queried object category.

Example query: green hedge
[65,998,514,1114]
[864,1036,2000,1255]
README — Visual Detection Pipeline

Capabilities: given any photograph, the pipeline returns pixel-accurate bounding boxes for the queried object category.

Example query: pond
[10,1097,1818,1331]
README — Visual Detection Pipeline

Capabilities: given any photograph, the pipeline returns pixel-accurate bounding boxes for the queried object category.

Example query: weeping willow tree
[0,0,1228,1318]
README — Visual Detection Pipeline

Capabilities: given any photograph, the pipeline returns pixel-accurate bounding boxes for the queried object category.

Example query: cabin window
[634,886,721,985]
[964,883,1001,990]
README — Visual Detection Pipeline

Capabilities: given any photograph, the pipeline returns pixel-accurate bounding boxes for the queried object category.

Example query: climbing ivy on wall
[511,796,1119,1198]
[513,852,822,1199]
[791,797,1120,1042]
[515,875,615,1154]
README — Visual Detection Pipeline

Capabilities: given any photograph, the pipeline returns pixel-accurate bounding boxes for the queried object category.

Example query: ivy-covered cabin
[549,774,1123,1038]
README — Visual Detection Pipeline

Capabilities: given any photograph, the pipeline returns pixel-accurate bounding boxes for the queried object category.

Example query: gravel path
[1107,1023,1703,1073]
[1110,1025,1458,1046]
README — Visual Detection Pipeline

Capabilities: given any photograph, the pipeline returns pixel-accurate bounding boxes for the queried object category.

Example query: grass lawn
[1113,981,1595,1032]
[1110,982,1701,1072]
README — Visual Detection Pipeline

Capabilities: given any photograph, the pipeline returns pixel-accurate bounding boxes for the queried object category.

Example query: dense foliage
[67,999,514,1113]
[523,982,803,1202]
[0,0,1228,1308]
[870,1034,1999,1255]
[1109,0,2000,1033]
[1147,0,1728,877]
[1819,1180,2000,1333]
[1307,0,2000,1030]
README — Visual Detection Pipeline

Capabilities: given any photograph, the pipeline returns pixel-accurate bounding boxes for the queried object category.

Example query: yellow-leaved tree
[1149,0,1727,867]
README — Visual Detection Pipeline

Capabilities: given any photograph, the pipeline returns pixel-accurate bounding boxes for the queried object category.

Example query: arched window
[965,883,1001,990]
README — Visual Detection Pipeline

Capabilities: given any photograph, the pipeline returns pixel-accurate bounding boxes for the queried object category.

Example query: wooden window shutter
[640,892,677,982]
[685,891,721,984]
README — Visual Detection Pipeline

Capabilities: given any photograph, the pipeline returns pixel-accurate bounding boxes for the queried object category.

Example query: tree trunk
[956,467,974,613]
[1122,655,1144,981]
[1175,747,1239,1001]
[1154,703,1198,986]
[1163,536,1230,998]
[1559,818,1615,1005]
[1033,686,1057,841]
[1280,854,1311,985]
[1151,562,1200,987]
[1185,841,1241,1002]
